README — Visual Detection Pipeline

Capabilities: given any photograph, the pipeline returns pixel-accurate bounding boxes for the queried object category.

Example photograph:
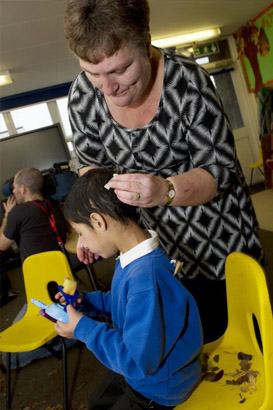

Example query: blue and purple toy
[31,280,79,323]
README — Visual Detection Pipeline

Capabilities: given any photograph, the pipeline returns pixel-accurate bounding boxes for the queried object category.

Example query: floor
[250,185,273,306]
[1,185,273,410]
[251,188,273,232]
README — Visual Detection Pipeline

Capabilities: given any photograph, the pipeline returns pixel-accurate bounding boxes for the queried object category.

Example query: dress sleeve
[184,66,238,193]
[68,74,114,170]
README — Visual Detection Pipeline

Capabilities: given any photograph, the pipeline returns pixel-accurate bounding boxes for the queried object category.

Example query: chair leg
[6,352,11,409]
[59,337,68,410]
[249,169,254,187]
[86,264,99,291]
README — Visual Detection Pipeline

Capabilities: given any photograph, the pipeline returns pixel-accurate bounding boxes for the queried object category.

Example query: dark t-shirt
[4,200,69,263]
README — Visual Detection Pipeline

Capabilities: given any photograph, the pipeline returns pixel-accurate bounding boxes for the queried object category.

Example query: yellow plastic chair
[0,251,75,410]
[247,144,264,186]
[175,252,273,410]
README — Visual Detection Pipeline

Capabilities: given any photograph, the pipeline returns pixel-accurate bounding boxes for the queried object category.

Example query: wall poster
[234,3,273,93]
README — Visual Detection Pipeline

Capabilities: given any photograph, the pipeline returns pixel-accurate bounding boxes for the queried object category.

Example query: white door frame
[227,36,263,185]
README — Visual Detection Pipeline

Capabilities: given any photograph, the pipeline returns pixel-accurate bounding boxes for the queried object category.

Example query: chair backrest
[22,250,75,316]
[224,252,273,407]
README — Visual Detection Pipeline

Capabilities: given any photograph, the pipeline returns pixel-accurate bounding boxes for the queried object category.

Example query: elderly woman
[64,0,264,344]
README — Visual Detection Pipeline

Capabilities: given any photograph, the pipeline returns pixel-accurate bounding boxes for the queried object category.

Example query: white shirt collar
[119,230,159,268]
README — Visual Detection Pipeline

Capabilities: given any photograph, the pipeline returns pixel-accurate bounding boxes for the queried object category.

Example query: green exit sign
[193,42,219,57]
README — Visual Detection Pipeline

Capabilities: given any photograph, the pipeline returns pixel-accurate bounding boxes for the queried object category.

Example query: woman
[64,0,264,343]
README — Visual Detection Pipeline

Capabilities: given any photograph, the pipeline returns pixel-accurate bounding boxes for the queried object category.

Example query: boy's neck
[115,222,151,254]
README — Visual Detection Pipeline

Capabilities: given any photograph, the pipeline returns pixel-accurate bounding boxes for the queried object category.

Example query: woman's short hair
[63,168,138,227]
[64,0,150,63]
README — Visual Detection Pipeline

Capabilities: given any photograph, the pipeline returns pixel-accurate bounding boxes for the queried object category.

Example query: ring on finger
[136,192,141,201]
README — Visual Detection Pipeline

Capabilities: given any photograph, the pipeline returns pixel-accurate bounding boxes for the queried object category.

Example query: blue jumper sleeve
[78,290,112,318]
[74,287,186,379]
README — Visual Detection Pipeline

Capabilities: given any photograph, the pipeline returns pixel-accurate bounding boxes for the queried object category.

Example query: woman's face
[79,44,152,108]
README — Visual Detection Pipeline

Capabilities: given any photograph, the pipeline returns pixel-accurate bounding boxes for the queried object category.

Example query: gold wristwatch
[164,179,176,206]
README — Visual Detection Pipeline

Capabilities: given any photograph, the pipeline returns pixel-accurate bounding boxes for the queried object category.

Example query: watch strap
[164,179,175,206]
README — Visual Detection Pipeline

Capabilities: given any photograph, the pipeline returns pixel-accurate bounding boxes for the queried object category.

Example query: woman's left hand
[108,173,167,207]
[55,305,82,338]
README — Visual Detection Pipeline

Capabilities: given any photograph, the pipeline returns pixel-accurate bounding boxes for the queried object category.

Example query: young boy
[55,168,203,410]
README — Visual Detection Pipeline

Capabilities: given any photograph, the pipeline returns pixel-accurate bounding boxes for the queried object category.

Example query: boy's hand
[55,291,65,304]
[55,305,82,338]
[77,235,100,264]
[55,277,83,306]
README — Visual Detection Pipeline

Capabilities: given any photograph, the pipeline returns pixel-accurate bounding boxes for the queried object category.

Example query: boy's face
[71,220,118,259]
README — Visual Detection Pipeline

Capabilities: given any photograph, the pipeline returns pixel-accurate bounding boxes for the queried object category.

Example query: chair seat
[247,160,263,169]
[0,313,57,352]
[175,252,273,410]
[176,342,264,409]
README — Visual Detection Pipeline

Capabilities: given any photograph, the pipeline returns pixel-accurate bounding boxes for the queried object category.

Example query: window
[0,113,9,138]
[211,72,244,130]
[177,39,244,130]
[56,97,72,138]
[10,103,52,133]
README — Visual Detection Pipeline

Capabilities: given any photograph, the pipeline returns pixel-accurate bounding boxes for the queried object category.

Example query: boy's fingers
[67,304,75,313]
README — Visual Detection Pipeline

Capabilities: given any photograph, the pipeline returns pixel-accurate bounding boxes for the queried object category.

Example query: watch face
[169,189,175,199]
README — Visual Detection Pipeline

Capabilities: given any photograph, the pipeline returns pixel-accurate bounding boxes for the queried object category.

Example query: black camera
[1,178,14,197]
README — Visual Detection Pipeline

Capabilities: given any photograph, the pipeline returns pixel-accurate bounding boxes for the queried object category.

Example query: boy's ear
[90,212,107,232]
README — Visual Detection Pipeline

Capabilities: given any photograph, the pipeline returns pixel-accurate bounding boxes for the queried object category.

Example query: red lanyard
[31,199,64,250]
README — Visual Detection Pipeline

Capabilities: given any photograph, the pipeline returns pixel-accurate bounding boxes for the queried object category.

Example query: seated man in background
[0,167,73,369]
[0,167,68,261]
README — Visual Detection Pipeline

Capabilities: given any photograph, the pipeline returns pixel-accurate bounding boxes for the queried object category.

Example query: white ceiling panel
[0,0,272,100]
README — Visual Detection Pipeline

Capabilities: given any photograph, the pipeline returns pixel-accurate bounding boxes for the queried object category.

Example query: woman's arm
[109,67,236,208]
[108,168,217,208]
[78,166,97,176]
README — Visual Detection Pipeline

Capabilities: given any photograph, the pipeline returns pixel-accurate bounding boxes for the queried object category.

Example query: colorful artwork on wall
[234,3,273,93]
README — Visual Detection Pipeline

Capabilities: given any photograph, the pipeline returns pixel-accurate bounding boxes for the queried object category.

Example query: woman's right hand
[77,235,100,264]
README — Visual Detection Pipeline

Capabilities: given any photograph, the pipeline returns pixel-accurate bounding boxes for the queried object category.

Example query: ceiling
[0,0,272,99]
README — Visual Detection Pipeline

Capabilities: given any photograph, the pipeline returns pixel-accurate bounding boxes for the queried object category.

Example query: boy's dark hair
[64,168,138,227]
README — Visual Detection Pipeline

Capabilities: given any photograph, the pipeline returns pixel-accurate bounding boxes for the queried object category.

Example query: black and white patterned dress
[68,49,264,280]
